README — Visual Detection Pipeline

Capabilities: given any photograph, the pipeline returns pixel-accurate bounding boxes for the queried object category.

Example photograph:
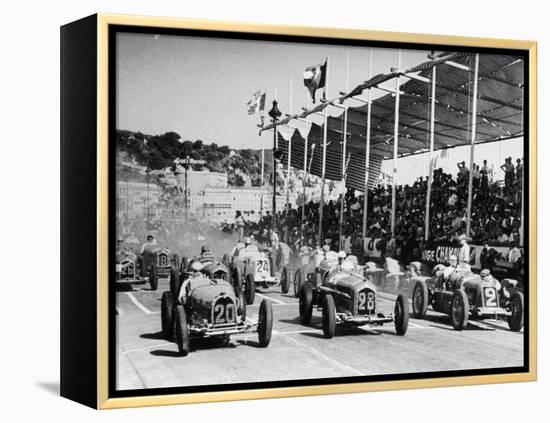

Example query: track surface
[115,276,524,390]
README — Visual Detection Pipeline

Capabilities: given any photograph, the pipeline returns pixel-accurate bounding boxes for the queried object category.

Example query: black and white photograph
[112,28,528,393]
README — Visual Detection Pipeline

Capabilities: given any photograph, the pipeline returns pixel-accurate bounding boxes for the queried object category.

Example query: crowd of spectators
[243,157,524,264]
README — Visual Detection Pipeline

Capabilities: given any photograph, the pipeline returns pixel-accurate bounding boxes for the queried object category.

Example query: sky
[116,32,524,184]
[116,32,430,149]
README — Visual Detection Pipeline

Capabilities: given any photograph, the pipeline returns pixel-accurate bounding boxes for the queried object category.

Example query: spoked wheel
[299,284,313,325]
[322,294,336,339]
[245,273,256,305]
[412,280,428,319]
[280,266,290,294]
[507,291,524,332]
[161,291,174,340]
[450,290,469,331]
[257,299,273,347]
[174,304,190,356]
[394,293,409,335]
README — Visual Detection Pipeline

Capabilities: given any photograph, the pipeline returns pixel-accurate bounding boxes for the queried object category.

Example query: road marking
[255,293,285,305]
[283,335,363,376]
[126,292,154,314]
[121,343,173,357]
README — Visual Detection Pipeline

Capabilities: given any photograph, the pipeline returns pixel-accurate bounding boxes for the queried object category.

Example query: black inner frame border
[108,23,531,399]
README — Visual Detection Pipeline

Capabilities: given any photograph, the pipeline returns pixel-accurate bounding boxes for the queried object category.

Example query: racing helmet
[243,236,252,246]
[201,245,211,255]
[480,268,491,278]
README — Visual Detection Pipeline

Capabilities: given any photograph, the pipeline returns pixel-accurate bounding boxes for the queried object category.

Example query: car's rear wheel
[450,290,469,331]
[245,273,256,305]
[169,267,180,297]
[257,299,273,347]
[149,264,158,291]
[394,293,409,335]
[161,291,174,340]
[174,304,190,356]
[412,279,428,319]
[294,269,303,298]
[232,266,242,296]
[280,266,290,294]
[508,291,524,332]
[322,294,336,339]
[299,284,313,325]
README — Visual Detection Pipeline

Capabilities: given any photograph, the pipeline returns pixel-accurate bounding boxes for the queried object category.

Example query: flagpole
[466,54,480,238]
[390,51,401,239]
[318,57,329,245]
[362,49,373,240]
[260,90,266,218]
[425,66,437,241]
[286,79,293,220]
[301,92,310,248]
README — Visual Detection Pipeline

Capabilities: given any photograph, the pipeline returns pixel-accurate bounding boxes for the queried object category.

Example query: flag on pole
[246,91,266,115]
[303,60,327,103]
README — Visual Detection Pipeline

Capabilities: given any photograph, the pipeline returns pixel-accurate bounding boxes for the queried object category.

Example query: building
[116,180,161,220]
[192,186,297,224]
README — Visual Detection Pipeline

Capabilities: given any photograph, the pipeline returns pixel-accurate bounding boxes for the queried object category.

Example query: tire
[232,266,242,296]
[450,290,469,331]
[269,253,276,277]
[245,273,256,305]
[299,284,313,325]
[169,267,180,297]
[322,294,336,339]
[174,304,190,356]
[280,266,290,294]
[149,264,158,291]
[161,291,174,340]
[237,290,247,322]
[394,293,409,336]
[294,269,303,298]
[257,299,273,347]
[507,291,524,332]
[412,279,428,319]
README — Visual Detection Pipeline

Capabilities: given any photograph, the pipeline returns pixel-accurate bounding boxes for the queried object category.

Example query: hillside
[116,129,278,188]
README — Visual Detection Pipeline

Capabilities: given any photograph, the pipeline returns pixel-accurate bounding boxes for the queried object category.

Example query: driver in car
[178,261,205,305]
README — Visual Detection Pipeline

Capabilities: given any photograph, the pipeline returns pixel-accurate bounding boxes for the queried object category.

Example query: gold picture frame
[61,13,537,409]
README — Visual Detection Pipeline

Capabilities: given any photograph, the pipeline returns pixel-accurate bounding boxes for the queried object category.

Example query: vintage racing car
[140,244,179,291]
[410,263,524,331]
[279,246,317,298]
[224,240,285,305]
[299,251,409,338]
[160,262,273,356]
[172,250,230,296]
[115,247,148,287]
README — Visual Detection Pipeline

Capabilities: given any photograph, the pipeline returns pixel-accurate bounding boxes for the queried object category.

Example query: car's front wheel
[161,291,174,340]
[280,266,290,294]
[508,291,524,332]
[245,273,256,305]
[174,304,190,356]
[450,290,469,331]
[299,284,313,325]
[257,299,273,347]
[293,269,303,298]
[394,293,409,335]
[322,294,336,339]
[169,267,180,297]
[412,279,428,319]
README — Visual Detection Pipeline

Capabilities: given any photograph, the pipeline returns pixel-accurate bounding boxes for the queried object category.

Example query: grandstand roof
[262,52,524,191]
